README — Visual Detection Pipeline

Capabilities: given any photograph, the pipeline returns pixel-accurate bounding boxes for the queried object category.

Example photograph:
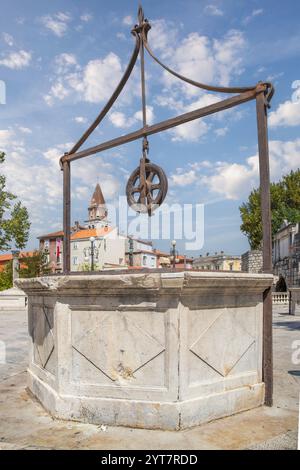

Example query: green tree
[19,251,51,278]
[0,261,13,291]
[240,169,300,249]
[0,251,51,291]
[0,152,30,251]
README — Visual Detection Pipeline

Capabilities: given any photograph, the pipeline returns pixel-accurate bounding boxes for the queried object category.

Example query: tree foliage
[0,261,13,291]
[0,251,51,291]
[240,169,300,249]
[19,251,51,278]
[0,152,30,251]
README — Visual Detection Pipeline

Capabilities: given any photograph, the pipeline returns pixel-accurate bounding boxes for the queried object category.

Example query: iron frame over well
[59,6,274,406]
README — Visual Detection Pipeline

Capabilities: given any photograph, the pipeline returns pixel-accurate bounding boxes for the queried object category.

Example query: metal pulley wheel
[126,161,168,215]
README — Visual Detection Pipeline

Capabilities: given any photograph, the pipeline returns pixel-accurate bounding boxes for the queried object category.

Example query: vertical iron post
[91,239,95,271]
[63,160,71,274]
[256,90,273,406]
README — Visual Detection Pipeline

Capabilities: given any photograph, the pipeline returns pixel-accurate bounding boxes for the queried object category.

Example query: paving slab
[0,309,299,450]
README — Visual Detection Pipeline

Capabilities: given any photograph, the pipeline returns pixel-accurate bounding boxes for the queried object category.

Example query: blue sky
[0,0,300,256]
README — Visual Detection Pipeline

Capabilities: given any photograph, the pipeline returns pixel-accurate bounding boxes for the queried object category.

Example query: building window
[73,243,78,250]
[73,256,78,266]
[151,257,155,267]
[142,255,147,266]
[229,262,233,271]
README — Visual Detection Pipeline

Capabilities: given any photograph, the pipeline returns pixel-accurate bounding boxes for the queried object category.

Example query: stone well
[17,271,273,430]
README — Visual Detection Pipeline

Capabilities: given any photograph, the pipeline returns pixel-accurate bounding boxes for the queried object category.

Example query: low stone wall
[17,271,273,430]
[289,288,300,316]
[0,287,27,311]
[241,250,263,273]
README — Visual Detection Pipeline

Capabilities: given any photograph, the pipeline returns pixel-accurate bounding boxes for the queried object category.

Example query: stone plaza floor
[0,308,299,450]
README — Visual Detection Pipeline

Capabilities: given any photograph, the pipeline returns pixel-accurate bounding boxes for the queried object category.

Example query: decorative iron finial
[138,4,144,25]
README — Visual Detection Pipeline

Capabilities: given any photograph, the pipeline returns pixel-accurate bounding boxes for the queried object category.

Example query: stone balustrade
[272,292,289,305]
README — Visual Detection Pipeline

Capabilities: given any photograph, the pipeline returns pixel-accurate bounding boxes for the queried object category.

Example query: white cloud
[202,139,300,200]
[18,126,32,134]
[81,53,122,103]
[215,127,228,137]
[0,50,31,69]
[269,100,300,127]
[149,19,178,58]
[44,81,70,105]
[159,29,245,98]
[44,51,134,107]
[0,129,16,147]
[165,93,221,142]
[134,106,155,125]
[242,8,263,25]
[109,111,134,129]
[204,5,224,16]
[122,15,133,26]
[40,12,72,37]
[74,116,87,124]
[80,13,93,22]
[2,32,14,46]
[55,53,77,70]
[170,169,198,187]
[268,80,300,127]
[108,105,155,129]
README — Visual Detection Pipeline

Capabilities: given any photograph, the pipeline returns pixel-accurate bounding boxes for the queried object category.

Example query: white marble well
[17,271,273,430]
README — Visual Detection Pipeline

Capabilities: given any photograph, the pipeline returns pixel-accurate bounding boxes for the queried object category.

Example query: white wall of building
[71,229,126,271]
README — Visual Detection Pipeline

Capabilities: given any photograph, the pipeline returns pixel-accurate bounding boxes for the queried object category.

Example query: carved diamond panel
[72,310,165,383]
[33,306,55,371]
[190,310,254,377]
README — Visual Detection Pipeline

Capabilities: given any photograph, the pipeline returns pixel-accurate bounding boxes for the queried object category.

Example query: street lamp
[83,236,99,271]
[170,239,177,269]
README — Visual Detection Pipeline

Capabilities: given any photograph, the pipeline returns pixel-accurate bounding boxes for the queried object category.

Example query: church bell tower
[87,183,108,228]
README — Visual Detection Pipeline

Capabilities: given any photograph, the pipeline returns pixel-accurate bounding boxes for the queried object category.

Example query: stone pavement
[0,309,299,450]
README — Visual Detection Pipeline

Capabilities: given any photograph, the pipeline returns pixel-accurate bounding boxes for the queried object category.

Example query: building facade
[125,238,157,268]
[273,222,300,287]
[37,231,63,273]
[193,252,241,271]
[71,227,126,271]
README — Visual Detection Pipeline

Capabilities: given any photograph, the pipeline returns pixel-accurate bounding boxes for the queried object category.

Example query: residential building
[155,250,193,269]
[193,252,241,271]
[37,231,63,273]
[71,226,126,271]
[125,237,157,268]
[273,221,300,287]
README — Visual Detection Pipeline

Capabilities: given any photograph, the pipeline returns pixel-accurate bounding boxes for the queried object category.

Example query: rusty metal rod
[63,160,71,273]
[61,87,263,164]
[256,90,273,406]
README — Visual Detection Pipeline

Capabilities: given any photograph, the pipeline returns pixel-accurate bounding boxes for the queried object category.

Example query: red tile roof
[0,251,35,262]
[37,230,64,239]
[71,227,113,240]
